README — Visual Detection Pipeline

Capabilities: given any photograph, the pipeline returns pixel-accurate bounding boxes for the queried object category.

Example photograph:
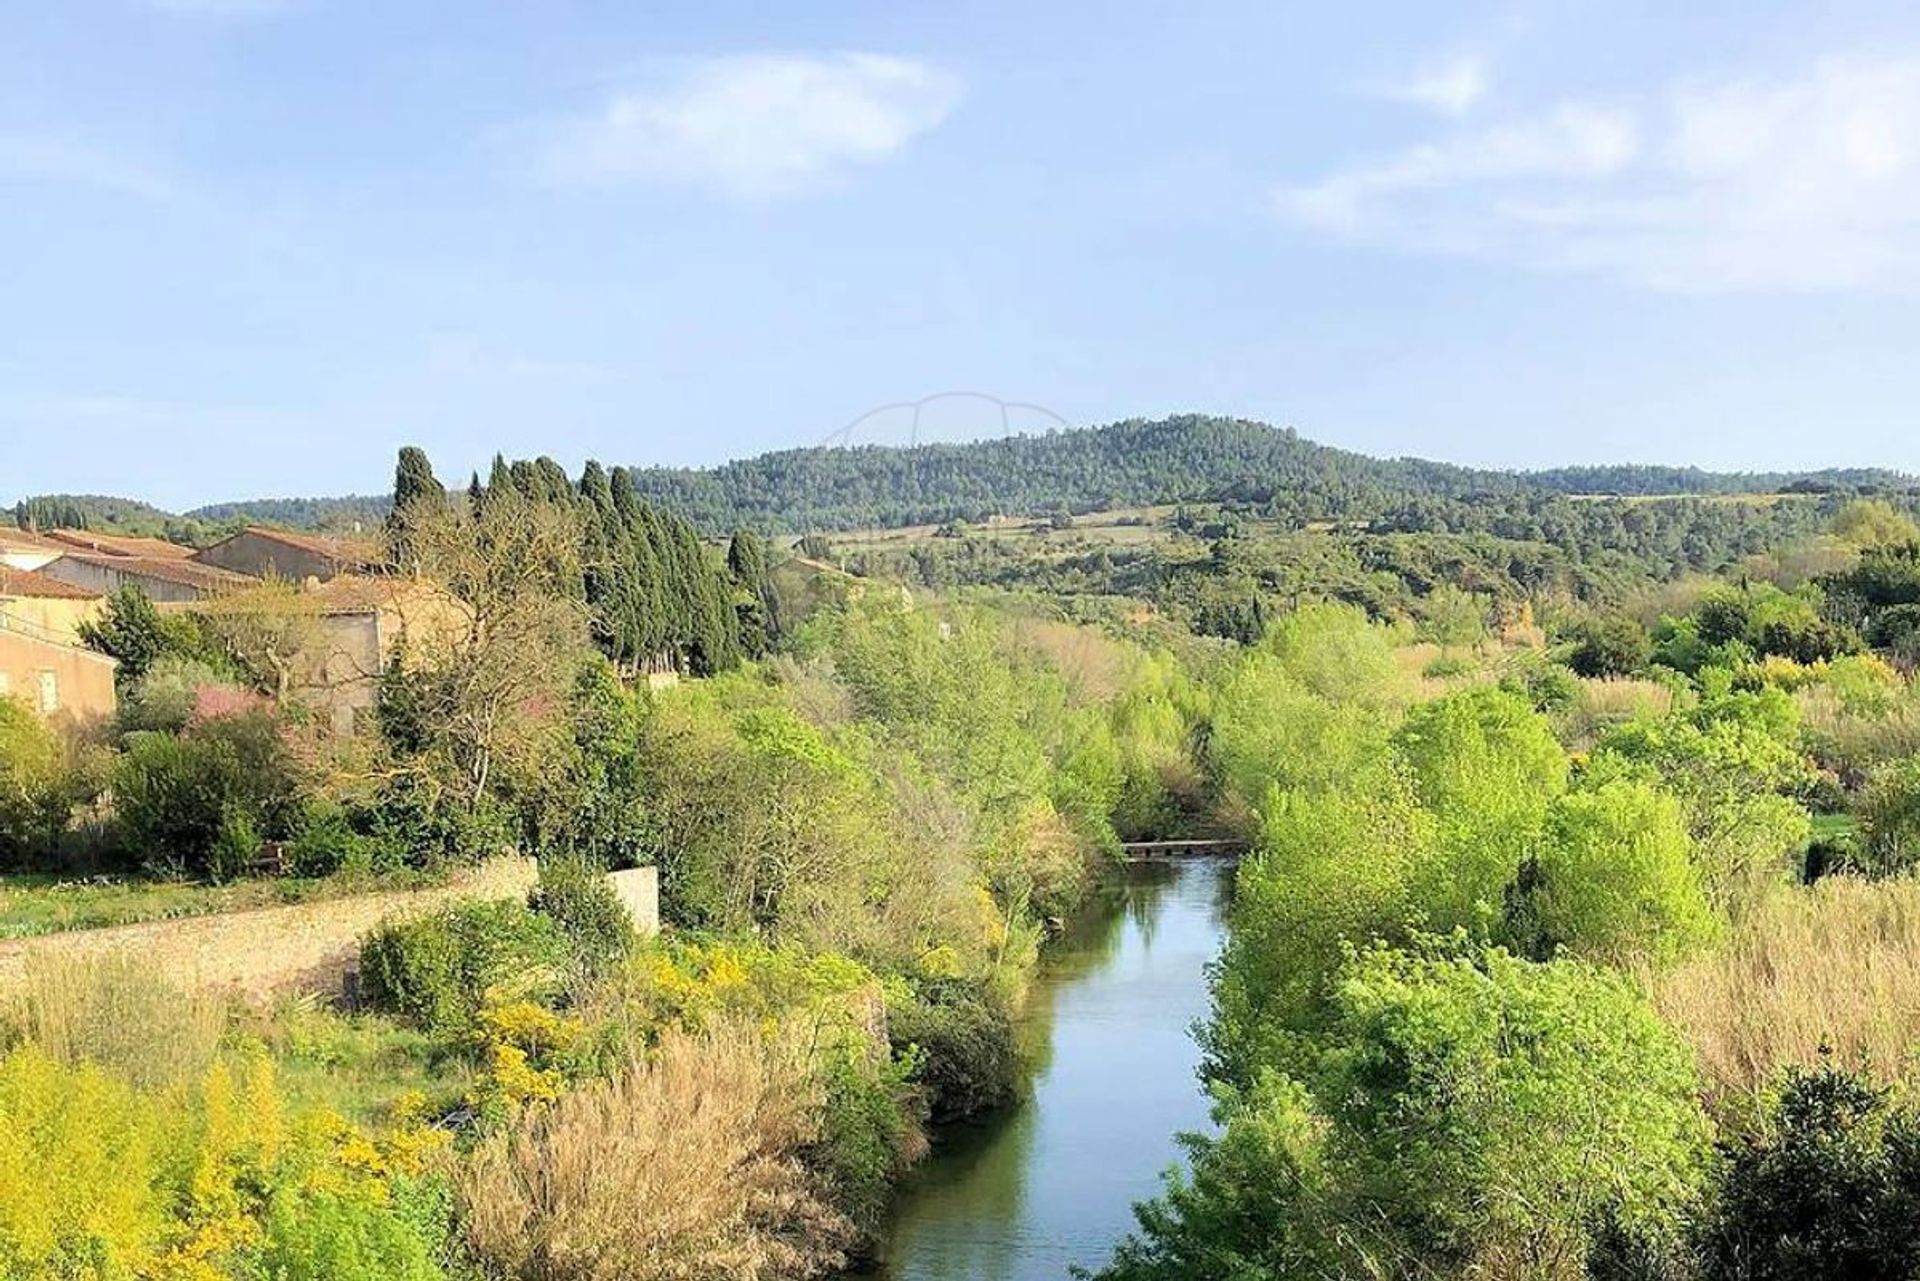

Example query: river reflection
[853,858,1233,1281]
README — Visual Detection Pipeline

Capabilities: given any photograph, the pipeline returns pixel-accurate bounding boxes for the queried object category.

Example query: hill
[16,416,1913,542]
[622,415,1914,534]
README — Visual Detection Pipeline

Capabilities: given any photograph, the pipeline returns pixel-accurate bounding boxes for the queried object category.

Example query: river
[854,857,1233,1281]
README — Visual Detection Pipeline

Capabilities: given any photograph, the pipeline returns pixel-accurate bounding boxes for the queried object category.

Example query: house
[0,629,116,723]
[0,528,68,573]
[193,527,381,584]
[300,576,466,736]
[174,575,467,737]
[40,552,255,602]
[0,567,106,645]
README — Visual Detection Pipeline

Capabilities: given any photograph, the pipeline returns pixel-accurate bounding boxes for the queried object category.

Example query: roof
[0,567,101,600]
[55,552,255,592]
[306,573,457,617]
[44,529,196,560]
[217,526,382,566]
[0,528,69,554]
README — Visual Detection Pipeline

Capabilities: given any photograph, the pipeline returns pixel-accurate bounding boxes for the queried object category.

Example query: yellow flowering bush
[0,1046,457,1280]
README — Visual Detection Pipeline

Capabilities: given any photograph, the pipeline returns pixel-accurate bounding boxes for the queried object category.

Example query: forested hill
[623,415,1914,534]
[16,416,1912,539]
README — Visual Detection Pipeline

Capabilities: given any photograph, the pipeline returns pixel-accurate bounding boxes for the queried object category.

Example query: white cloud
[1381,53,1491,117]
[543,52,964,196]
[1278,56,1920,291]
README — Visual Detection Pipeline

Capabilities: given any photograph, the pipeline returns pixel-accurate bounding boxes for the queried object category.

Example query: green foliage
[1504,782,1717,969]
[112,710,302,879]
[531,853,637,985]
[0,700,72,870]
[119,653,245,733]
[1699,1064,1920,1279]
[359,900,564,1036]
[1856,757,1920,879]
[1108,947,1711,1281]
[886,977,1020,1123]
[1568,613,1655,677]
[1392,686,1568,931]
[1832,498,1920,549]
[78,583,234,687]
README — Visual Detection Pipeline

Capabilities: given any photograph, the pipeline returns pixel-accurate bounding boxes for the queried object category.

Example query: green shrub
[1857,757,1920,879]
[112,710,301,880]
[255,1180,452,1281]
[886,977,1019,1123]
[1699,1064,1920,1277]
[359,900,563,1036]
[363,778,512,871]
[0,699,67,870]
[530,854,636,985]
[814,1047,924,1234]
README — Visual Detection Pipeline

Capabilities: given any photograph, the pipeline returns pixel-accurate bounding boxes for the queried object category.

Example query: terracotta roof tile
[0,567,100,600]
[44,529,196,559]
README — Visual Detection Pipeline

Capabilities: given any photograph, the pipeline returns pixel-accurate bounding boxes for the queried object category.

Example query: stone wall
[0,858,539,1002]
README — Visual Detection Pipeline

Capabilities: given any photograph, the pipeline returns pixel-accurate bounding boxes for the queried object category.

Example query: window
[37,670,57,714]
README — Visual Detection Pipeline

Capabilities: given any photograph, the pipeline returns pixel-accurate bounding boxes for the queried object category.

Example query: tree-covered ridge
[187,494,390,531]
[622,415,1914,534]
[18,416,1912,542]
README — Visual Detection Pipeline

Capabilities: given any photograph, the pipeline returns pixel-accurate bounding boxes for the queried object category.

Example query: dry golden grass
[1797,684,1920,779]
[461,1021,853,1281]
[1562,678,1674,749]
[1655,876,1920,1104]
[6,951,227,1089]
[1012,618,1131,704]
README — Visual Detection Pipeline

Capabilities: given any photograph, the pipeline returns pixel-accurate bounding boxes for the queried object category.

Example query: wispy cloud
[1280,56,1920,292]
[541,51,964,196]
[1378,53,1491,117]
[0,133,180,201]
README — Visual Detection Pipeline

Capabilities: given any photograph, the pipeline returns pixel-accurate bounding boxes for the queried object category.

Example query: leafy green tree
[1504,781,1716,969]
[1567,614,1654,678]
[1392,686,1567,934]
[1109,947,1712,1281]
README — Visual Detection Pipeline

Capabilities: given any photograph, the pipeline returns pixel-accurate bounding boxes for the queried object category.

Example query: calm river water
[853,858,1233,1281]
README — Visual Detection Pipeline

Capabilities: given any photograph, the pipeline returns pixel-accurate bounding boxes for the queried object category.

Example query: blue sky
[5,1,1920,509]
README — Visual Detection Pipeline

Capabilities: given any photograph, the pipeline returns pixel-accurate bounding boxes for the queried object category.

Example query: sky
[5,1,1920,509]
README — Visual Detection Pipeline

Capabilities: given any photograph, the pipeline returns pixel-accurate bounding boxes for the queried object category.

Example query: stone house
[193,527,381,584]
[41,552,254,602]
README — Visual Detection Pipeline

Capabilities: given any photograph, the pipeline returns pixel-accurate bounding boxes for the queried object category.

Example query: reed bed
[1655,875,1920,1103]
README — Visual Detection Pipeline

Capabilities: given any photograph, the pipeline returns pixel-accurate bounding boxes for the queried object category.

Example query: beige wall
[41,557,206,602]
[607,866,661,936]
[0,632,116,723]
[0,859,663,1002]
[0,595,104,646]
[196,531,343,583]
